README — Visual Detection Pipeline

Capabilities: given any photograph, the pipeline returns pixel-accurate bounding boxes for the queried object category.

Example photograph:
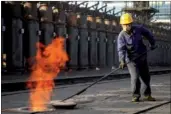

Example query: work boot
[143,95,156,101]
[131,96,140,102]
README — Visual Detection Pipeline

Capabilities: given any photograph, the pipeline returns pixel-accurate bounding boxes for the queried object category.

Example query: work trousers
[127,54,151,98]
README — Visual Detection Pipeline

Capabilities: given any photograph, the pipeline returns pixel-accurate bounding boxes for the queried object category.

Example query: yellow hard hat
[120,13,133,25]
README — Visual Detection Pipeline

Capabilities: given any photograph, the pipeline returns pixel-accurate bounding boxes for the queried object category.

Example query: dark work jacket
[117,24,155,63]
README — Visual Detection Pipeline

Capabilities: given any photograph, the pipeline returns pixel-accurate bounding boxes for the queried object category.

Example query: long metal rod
[133,100,171,114]
[62,48,154,101]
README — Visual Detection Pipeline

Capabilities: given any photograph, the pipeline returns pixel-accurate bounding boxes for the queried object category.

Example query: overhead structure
[122,1,159,24]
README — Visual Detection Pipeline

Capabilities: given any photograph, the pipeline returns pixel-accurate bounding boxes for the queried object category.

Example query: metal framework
[122,1,159,24]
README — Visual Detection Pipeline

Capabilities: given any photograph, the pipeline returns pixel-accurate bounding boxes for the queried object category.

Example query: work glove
[119,60,126,69]
[150,45,157,50]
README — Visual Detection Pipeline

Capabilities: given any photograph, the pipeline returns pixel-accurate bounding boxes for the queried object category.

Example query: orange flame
[27,37,68,112]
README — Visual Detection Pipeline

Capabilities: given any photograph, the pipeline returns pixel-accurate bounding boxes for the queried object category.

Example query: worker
[117,13,156,102]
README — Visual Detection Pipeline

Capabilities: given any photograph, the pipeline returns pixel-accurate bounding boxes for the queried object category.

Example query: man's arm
[117,34,126,62]
[141,26,156,46]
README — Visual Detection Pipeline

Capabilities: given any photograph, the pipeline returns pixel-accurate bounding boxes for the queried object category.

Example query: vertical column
[53,8,66,37]
[53,7,67,49]
[112,20,120,67]
[96,17,106,68]
[38,3,54,46]
[1,11,7,72]
[105,19,114,69]
[87,15,98,69]
[3,2,24,71]
[77,14,89,69]
[23,2,40,70]
[66,12,79,69]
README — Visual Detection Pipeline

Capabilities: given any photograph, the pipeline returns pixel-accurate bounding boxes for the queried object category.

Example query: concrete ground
[1,73,170,114]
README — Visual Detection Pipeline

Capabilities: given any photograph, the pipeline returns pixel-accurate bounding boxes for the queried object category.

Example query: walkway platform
[1,66,171,92]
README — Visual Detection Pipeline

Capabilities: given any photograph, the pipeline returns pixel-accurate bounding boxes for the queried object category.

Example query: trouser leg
[137,56,151,96]
[127,62,141,98]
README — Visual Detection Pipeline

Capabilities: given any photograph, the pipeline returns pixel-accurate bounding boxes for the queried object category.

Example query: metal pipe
[106,7,115,14]
[77,1,87,7]
[87,2,99,10]
[81,2,99,14]
[98,4,107,12]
